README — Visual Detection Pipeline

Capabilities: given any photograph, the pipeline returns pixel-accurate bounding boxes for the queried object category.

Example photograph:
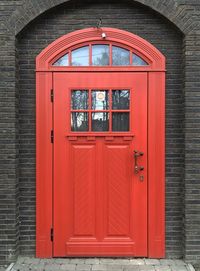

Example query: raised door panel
[103,143,133,239]
[71,144,96,237]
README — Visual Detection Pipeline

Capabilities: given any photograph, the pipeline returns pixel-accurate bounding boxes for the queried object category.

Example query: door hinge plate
[51,89,54,102]
[51,130,54,143]
[50,228,53,242]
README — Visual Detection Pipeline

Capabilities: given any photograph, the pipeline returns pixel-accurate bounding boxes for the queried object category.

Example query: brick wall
[17,0,184,258]
[184,33,200,262]
[0,1,21,265]
[0,0,200,266]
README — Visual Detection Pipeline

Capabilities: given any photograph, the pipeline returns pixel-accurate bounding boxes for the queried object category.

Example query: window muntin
[70,89,131,132]
[53,43,148,67]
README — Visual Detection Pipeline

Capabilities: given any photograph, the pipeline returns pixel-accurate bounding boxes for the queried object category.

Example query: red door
[53,72,147,256]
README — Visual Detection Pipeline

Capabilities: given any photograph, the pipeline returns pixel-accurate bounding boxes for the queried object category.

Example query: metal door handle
[134,150,144,174]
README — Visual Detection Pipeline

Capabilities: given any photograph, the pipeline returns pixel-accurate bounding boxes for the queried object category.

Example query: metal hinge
[50,89,54,102]
[51,130,54,143]
[50,228,53,242]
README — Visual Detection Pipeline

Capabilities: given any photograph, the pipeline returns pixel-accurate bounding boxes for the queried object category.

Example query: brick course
[0,0,200,266]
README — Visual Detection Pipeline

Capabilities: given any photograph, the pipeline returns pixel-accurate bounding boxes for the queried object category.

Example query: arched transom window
[52,42,148,67]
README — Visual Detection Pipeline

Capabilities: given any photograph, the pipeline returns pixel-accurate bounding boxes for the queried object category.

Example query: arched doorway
[36,27,165,258]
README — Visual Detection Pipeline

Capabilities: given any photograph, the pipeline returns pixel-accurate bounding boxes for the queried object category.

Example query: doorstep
[6,257,196,271]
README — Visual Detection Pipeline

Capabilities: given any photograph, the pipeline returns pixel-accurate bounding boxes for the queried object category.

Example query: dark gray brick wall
[5,0,198,35]
[17,0,184,259]
[0,2,21,265]
[0,35,19,265]
[184,33,200,262]
[1,0,200,266]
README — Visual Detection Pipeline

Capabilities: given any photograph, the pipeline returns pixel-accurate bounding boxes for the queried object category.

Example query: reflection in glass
[71,46,89,66]
[92,90,109,110]
[71,112,89,131]
[112,90,130,109]
[53,54,69,66]
[132,54,148,66]
[112,113,129,131]
[71,90,88,110]
[112,46,130,66]
[92,113,109,131]
[92,45,109,66]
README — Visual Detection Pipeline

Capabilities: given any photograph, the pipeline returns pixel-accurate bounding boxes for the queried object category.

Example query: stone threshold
[2,257,196,271]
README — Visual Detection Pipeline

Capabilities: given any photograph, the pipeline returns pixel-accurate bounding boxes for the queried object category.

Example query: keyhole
[139,175,144,182]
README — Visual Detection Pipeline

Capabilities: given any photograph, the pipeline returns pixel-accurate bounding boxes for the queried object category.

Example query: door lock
[134,150,144,174]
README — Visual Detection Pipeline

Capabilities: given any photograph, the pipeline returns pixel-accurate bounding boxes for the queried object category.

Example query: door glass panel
[92,90,109,110]
[52,44,149,67]
[52,45,149,67]
[112,113,129,131]
[92,45,109,66]
[71,112,89,131]
[92,113,109,131]
[53,53,69,66]
[71,46,89,66]
[112,46,130,66]
[71,90,88,110]
[132,54,148,66]
[112,90,130,109]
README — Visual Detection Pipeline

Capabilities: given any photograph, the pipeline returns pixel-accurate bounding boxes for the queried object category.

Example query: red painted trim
[36,72,53,257]
[36,27,166,258]
[36,28,165,70]
[148,72,165,258]
[36,67,166,72]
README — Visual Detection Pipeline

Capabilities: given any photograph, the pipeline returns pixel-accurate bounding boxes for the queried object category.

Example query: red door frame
[36,28,165,258]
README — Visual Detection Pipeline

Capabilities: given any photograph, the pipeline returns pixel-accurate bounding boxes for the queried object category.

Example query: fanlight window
[52,43,148,67]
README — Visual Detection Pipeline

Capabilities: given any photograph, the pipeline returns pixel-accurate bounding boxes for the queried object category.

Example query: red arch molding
[36,27,165,258]
[36,27,165,71]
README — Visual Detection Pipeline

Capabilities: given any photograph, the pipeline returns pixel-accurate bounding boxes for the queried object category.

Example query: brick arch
[6,0,196,36]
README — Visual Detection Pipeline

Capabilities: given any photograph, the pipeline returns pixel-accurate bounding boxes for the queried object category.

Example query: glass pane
[92,113,109,131]
[53,53,69,66]
[112,113,129,131]
[112,90,130,109]
[92,90,109,110]
[112,46,130,66]
[71,112,89,131]
[132,54,148,66]
[71,46,89,66]
[92,45,109,66]
[71,90,88,110]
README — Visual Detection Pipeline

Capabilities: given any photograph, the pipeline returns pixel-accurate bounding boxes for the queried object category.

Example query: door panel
[53,72,147,256]
[104,144,132,237]
[72,144,96,237]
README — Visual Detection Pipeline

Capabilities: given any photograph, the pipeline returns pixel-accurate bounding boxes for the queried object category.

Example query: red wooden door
[53,72,147,257]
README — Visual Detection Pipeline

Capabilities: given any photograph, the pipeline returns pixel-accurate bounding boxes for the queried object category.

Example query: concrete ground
[2,257,196,271]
